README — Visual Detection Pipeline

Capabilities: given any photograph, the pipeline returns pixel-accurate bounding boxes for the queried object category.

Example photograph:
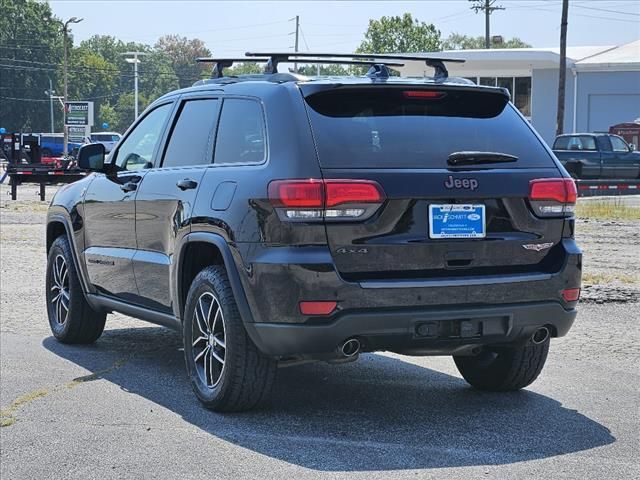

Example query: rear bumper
[245,301,576,357]
[233,239,582,358]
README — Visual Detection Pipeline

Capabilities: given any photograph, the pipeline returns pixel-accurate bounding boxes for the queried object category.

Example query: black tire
[183,265,276,412]
[41,148,52,157]
[453,340,549,391]
[46,235,106,343]
[568,164,582,179]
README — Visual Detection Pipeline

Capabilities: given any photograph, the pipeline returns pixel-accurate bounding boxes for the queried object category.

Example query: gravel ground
[1,184,639,479]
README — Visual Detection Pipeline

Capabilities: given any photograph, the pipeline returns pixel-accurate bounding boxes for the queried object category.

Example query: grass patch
[582,272,638,285]
[576,199,640,220]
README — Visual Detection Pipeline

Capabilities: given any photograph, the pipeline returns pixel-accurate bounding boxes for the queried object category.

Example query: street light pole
[123,52,146,120]
[46,78,55,133]
[62,16,83,156]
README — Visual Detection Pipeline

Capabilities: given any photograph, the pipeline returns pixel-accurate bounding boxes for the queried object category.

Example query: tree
[155,35,211,88]
[297,64,349,77]
[0,0,64,132]
[357,13,441,54]
[225,62,264,76]
[442,33,531,50]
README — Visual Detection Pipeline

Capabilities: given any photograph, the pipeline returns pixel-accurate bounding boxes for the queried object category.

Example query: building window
[467,76,532,118]
[514,77,532,118]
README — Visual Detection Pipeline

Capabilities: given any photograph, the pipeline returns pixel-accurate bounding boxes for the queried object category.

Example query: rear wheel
[453,340,549,391]
[183,266,276,412]
[41,148,53,157]
[46,235,106,343]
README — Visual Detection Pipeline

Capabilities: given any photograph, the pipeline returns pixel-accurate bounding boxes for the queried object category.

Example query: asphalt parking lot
[1,185,639,479]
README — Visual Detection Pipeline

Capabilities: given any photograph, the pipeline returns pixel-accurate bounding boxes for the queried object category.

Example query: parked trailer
[7,167,87,201]
[576,179,640,197]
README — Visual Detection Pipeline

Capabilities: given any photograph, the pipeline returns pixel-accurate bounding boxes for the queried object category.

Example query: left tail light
[268,179,385,222]
[529,178,577,217]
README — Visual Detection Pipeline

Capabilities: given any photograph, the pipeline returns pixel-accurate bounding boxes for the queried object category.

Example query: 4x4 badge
[522,242,554,252]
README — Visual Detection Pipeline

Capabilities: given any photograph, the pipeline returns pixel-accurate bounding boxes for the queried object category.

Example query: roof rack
[197,56,405,78]
[245,52,465,80]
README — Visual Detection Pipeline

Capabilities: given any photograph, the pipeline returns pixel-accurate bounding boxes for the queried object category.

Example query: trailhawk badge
[522,242,554,252]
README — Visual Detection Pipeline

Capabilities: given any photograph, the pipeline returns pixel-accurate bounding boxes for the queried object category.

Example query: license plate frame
[429,204,486,239]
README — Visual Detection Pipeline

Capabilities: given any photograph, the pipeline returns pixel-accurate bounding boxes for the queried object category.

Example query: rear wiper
[447,151,518,166]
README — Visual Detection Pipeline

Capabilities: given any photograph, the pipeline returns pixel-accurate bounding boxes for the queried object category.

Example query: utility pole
[470,0,504,49]
[556,0,569,136]
[123,52,146,119]
[62,16,83,156]
[290,15,300,72]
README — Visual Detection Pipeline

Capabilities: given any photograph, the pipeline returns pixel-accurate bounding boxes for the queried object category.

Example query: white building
[399,40,640,145]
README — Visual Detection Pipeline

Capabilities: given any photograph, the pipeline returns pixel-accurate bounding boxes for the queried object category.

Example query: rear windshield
[553,135,597,151]
[304,87,555,169]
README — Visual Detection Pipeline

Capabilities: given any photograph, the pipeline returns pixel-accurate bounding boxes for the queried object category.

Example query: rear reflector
[561,288,581,302]
[299,301,337,315]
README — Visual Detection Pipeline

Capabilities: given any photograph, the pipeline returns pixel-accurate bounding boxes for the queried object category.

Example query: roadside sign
[68,125,89,143]
[64,101,94,127]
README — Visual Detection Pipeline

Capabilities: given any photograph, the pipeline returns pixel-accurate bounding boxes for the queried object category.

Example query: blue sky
[49,0,640,53]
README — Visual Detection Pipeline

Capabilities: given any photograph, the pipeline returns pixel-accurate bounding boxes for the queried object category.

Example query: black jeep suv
[45,54,581,411]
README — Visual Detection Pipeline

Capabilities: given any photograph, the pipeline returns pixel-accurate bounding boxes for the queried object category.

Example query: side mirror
[77,143,106,171]
[629,143,636,151]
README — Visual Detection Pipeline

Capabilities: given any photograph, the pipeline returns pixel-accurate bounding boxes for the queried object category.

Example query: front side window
[114,103,172,171]
[610,136,629,152]
[163,99,219,168]
[214,99,266,165]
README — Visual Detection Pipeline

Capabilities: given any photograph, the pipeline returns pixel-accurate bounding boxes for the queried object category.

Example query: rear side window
[214,98,266,165]
[304,87,555,169]
[163,99,220,168]
[553,135,596,151]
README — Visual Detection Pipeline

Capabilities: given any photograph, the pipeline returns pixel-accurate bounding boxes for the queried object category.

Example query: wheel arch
[46,212,94,295]
[176,233,256,326]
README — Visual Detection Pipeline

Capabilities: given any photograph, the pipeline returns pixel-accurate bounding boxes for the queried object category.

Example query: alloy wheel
[50,254,70,325]
[191,292,226,389]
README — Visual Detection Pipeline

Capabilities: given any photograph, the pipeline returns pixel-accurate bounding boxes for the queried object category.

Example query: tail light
[268,179,385,222]
[561,288,581,303]
[529,178,577,217]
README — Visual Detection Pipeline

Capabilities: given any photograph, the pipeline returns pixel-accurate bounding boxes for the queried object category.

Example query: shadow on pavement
[43,326,614,471]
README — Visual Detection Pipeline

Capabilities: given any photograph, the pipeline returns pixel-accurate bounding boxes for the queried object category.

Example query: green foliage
[225,62,264,76]
[155,35,211,88]
[0,0,63,132]
[297,64,350,77]
[442,33,531,50]
[357,13,441,54]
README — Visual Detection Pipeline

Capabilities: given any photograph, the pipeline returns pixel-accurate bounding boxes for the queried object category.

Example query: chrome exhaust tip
[341,338,361,357]
[531,327,550,345]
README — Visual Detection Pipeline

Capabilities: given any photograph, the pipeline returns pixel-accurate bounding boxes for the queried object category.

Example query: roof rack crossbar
[196,57,270,78]
[246,52,465,79]
[197,56,406,77]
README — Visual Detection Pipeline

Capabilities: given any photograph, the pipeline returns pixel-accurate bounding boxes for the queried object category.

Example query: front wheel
[183,266,276,412]
[46,235,106,343]
[453,339,549,391]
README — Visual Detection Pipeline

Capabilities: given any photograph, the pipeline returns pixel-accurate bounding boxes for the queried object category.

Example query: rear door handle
[177,178,198,190]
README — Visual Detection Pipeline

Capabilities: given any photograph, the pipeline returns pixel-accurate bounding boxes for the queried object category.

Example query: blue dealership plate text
[429,204,486,239]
